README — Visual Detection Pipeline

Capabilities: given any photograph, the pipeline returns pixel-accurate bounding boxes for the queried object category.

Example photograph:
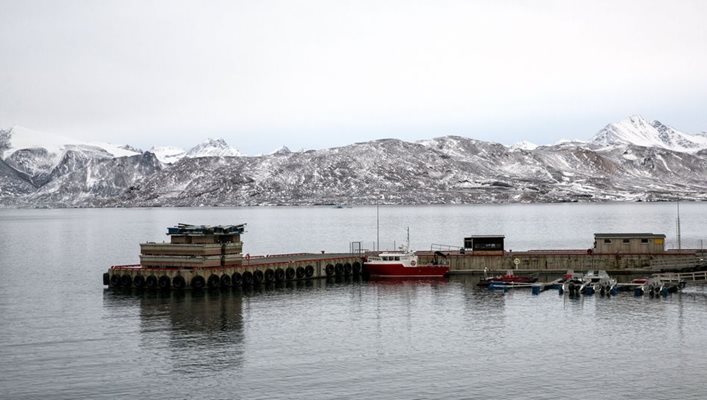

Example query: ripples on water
[4,279,707,399]
[1,205,707,399]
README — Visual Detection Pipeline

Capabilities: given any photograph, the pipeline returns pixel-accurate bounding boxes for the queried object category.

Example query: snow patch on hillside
[149,146,186,164]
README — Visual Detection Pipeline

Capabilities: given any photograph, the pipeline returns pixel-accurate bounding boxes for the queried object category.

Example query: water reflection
[101,278,370,375]
[103,289,247,374]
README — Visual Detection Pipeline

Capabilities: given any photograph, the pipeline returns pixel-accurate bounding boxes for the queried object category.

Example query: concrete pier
[106,253,365,290]
[417,249,706,274]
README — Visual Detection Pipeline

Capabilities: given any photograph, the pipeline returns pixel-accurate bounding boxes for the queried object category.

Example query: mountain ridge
[1,116,706,207]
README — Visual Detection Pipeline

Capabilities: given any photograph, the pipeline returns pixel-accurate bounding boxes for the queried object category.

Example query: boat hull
[477,275,538,287]
[364,263,449,278]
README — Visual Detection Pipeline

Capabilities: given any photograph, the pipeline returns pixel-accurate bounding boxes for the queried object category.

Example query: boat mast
[376,200,380,251]
[407,226,410,251]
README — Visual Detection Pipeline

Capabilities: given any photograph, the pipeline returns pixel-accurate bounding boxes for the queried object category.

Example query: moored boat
[364,250,449,278]
[477,270,538,287]
[562,270,617,296]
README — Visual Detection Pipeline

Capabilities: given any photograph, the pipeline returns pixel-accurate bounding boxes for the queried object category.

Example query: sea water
[1,203,706,399]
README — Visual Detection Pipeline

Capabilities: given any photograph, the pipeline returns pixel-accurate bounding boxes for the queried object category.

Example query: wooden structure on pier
[139,223,245,268]
[592,233,665,254]
[105,222,366,290]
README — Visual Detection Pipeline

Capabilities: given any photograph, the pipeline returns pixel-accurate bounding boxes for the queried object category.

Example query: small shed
[593,233,665,254]
[464,235,505,252]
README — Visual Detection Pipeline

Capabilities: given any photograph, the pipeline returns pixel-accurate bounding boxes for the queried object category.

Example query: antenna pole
[376,200,380,252]
[677,199,682,251]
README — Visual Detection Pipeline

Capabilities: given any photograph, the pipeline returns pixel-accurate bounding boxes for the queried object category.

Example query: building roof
[167,223,246,236]
[594,233,665,238]
[465,235,505,239]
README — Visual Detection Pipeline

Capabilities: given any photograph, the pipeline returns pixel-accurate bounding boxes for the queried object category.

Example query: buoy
[265,269,275,283]
[352,261,362,275]
[335,263,344,275]
[253,270,264,284]
[190,275,205,290]
[305,265,314,278]
[146,275,158,289]
[275,268,285,281]
[158,275,171,289]
[344,263,352,275]
[109,274,120,287]
[325,264,334,276]
[207,274,220,289]
[240,271,252,286]
[173,275,186,290]
[220,274,232,287]
[296,267,306,279]
[120,274,133,288]
[232,272,243,286]
[133,274,145,289]
[103,273,110,286]
[286,267,296,280]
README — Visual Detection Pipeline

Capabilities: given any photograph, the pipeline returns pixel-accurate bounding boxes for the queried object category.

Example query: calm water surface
[1,203,707,399]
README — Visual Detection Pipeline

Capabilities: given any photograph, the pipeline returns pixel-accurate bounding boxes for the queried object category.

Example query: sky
[1,0,706,155]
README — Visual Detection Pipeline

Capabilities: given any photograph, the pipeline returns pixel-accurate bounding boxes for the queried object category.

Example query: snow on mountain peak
[185,138,241,158]
[509,140,538,151]
[271,145,292,155]
[2,126,74,158]
[1,125,141,160]
[591,115,707,152]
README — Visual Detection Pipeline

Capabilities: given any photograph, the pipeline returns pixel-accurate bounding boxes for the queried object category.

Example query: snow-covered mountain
[509,140,539,151]
[591,115,707,152]
[149,138,241,164]
[0,126,143,186]
[0,126,141,160]
[270,146,292,156]
[185,138,241,158]
[1,116,705,207]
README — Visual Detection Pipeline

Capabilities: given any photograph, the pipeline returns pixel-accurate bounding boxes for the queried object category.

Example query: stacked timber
[139,223,246,269]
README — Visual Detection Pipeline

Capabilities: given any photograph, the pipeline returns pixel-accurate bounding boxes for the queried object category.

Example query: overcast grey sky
[1,0,706,154]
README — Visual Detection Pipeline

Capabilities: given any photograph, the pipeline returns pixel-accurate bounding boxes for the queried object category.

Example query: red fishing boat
[364,250,449,278]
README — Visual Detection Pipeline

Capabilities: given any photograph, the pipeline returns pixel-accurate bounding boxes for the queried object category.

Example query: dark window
[623,239,630,244]
[641,239,649,244]
[604,239,611,244]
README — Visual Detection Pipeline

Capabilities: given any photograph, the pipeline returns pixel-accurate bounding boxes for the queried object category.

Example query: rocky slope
[1,116,706,207]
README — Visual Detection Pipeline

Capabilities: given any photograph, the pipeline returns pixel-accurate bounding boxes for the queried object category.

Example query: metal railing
[430,243,460,251]
[654,271,707,284]
[649,255,705,271]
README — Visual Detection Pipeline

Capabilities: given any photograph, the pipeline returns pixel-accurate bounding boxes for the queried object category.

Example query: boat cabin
[366,251,418,267]
[593,233,665,254]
